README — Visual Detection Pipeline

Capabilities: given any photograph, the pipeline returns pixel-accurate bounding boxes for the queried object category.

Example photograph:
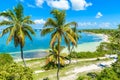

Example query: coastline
[2,33,109,61]
[62,33,109,53]
[91,33,110,43]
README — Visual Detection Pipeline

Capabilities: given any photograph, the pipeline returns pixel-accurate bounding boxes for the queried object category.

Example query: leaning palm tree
[68,26,81,64]
[0,4,35,67]
[41,9,77,80]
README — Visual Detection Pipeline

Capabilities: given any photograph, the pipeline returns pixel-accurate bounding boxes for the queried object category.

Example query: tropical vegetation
[0,54,33,80]
[41,9,77,80]
[44,44,68,70]
[0,4,35,67]
[0,2,120,80]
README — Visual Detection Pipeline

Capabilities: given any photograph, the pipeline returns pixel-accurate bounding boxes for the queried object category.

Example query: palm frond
[63,33,69,46]
[51,9,66,26]
[22,16,34,24]
[24,30,33,41]
[6,26,16,44]
[14,3,23,21]
[58,10,65,25]
[7,10,17,21]
[50,31,58,47]
[0,21,13,26]
[50,9,59,19]
[64,22,78,28]
[44,18,57,27]
[0,11,11,19]
[23,25,35,35]
[66,32,76,46]
[41,28,54,36]
[0,26,13,37]
[63,26,73,33]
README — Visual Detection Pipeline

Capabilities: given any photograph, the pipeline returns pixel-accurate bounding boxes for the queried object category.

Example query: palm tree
[68,26,81,64]
[44,44,68,70]
[41,9,77,80]
[0,4,35,67]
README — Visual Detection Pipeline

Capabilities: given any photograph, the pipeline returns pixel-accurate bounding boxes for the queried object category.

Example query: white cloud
[27,3,36,8]
[0,16,9,21]
[34,19,45,24]
[35,0,92,10]
[36,0,44,7]
[96,12,103,18]
[70,0,92,10]
[46,0,70,10]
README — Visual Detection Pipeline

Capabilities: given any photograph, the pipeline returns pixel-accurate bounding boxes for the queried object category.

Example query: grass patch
[31,58,111,80]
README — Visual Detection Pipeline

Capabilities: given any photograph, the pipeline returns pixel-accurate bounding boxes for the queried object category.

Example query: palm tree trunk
[20,44,26,67]
[69,45,74,63]
[68,43,71,64]
[57,39,60,80]
[71,45,74,52]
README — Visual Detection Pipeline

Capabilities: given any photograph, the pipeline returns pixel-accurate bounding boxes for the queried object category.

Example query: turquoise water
[0,31,102,58]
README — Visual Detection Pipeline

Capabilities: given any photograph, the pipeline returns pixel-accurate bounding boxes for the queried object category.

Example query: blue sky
[0,0,120,29]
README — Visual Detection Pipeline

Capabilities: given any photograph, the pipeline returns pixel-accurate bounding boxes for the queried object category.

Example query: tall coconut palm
[0,4,35,67]
[41,9,77,80]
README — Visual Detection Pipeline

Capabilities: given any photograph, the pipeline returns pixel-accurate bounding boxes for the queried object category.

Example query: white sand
[94,33,110,43]
[62,33,109,53]
[62,42,101,53]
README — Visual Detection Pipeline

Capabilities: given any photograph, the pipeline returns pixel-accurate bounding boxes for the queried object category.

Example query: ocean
[0,31,102,59]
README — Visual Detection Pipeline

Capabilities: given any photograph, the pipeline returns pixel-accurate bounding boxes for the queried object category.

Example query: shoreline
[1,33,110,60]
[91,33,110,43]
[62,33,109,53]
[84,32,110,42]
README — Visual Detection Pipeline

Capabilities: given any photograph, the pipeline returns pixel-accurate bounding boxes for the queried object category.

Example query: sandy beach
[62,33,109,53]
[92,33,109,43]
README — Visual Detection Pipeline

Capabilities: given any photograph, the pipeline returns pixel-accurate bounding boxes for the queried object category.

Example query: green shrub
[0,63,33,80]
[0,54,14,66]
[112,54,120,78]
[97,68,119,80]
[77,75,92,80]
[0,54,33,80]
[70,51,104,58]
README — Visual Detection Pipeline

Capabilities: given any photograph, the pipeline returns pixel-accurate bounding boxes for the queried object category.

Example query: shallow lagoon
[0,31,102,59]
